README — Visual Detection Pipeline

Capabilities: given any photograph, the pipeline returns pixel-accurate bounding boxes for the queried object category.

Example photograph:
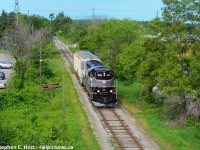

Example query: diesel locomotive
[74,50,117,107]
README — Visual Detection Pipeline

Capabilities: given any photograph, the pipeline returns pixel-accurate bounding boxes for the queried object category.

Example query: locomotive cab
[85,66,117,107]
[96,70,113,80]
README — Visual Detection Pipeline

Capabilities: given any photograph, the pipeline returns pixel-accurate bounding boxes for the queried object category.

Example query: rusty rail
[97,108,143,150]
[54,37,74,66]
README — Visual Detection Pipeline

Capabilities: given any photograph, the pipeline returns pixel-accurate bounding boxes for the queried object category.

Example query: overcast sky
[0,0,164,21]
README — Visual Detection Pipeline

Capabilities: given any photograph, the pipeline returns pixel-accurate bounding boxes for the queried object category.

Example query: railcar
[74,50,117,107]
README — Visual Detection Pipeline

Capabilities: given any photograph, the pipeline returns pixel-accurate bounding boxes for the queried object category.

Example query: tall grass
[118,78,200,150]
[117,78,141,104]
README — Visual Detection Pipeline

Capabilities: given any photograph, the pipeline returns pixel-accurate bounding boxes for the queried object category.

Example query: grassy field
[118,80,200,150]
[0,45,100,150]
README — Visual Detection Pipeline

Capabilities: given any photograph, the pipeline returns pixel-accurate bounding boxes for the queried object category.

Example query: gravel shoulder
[116,106,161,150]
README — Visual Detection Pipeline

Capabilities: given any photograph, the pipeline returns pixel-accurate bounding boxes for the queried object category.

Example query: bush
[42,60,54,78]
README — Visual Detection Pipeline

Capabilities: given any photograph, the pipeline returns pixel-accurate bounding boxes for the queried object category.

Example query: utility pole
[62,75,66,141]
[28,10,29,20]
[40,36,42,86]
[15,0,19,26]
[49,13,54,57]
[92,8,95,27]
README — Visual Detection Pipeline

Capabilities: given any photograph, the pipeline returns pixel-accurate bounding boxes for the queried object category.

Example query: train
[74,50,118,107]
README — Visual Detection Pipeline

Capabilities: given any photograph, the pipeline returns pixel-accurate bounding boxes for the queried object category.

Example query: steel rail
[97,108,124,149]
[97,108,143,150]
[111,109,143,150]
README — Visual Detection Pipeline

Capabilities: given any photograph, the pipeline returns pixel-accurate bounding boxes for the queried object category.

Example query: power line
[18,8,158,12]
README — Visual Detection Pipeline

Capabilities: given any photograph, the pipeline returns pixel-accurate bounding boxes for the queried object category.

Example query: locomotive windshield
[96,71,113,80]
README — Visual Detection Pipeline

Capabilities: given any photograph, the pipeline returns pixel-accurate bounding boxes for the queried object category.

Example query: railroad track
[54,37,144,150]
[54,37,74,65]
[97,108,143,150]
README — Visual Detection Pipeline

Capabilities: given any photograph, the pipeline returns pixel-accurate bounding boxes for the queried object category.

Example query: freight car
[74,50,117,107]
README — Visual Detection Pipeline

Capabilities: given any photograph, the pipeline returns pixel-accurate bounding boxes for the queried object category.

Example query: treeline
[52,0,200,123]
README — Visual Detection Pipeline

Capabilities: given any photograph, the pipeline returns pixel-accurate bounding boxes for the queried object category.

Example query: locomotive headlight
[97,90,100,93]
[110,90,113,93]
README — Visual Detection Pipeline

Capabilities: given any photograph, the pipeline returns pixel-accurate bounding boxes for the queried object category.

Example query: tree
[117,40,145,81]
[53,12,72,32]
[1,24,48,89]
[80,19,145,73]
[28,15,49,30]
[0,10,15,39]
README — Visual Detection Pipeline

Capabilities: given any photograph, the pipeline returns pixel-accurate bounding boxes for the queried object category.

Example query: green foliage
[42,60,54,78]
[117,79,141,104]
[117,40,145,81]
[0,121,15,145]
[195,123,200,138]
[0,10,15,39]
[134,38,166,94]
[80,19,145,73]
[53,12,72,32]
[28,15,49,29]
[59,20,89,44]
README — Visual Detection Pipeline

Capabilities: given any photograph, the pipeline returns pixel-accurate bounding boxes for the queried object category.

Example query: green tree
[28,15,49,29]
[80,19,145,73]
[117,40,145,81]
[0,10,15,39]
[136,38,166,94]
[53,12,72,32]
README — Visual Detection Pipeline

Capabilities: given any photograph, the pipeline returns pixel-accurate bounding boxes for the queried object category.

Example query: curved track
[54,37,147,150]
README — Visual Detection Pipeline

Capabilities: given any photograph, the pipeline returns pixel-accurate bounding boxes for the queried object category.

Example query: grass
[0,49,10,54]
[0,45,100,150]
[117,79,141,105]
[118,79,200,150]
